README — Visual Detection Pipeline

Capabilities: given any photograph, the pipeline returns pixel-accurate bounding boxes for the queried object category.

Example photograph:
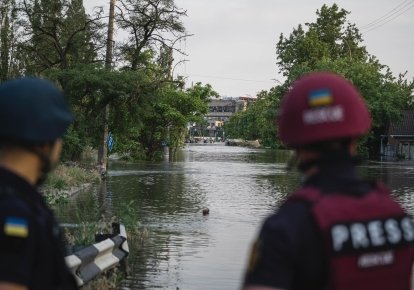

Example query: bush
[43,164,101,205]
[61,126,85,161]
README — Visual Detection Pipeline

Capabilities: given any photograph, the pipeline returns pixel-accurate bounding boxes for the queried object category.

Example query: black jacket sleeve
[243,201,326,290]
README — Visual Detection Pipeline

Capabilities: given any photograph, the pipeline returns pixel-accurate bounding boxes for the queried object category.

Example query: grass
[81,268,124,290]
[43,164,101,205]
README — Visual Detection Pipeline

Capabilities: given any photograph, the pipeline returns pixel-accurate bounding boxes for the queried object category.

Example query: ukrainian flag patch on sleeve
[4,217,29,238]
[308,89,333,107]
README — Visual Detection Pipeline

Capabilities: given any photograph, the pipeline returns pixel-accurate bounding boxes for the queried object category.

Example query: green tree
[48,65,150,160]
[18,0,103,73]
[225,86,284,148]
[136,82,216,160]
[228,4,413,157]
[116,0,187,70]
[0,0,216,162]
[276,4,367,78]
[275,4,413,156]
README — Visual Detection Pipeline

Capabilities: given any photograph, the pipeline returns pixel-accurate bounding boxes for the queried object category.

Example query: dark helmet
[278,72,371,148]
[0,77,74,143]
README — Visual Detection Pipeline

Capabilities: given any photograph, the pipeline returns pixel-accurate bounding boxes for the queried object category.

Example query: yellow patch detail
[4,224,28,238]
[309,95,333,107]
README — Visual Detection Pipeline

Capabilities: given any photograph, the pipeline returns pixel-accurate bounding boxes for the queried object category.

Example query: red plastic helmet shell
[278,72,372,148]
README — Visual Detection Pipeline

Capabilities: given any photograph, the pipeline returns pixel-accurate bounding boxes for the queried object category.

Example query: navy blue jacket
[0,167,77,289]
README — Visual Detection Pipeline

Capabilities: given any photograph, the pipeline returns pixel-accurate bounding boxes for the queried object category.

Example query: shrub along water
[42,164,101,205]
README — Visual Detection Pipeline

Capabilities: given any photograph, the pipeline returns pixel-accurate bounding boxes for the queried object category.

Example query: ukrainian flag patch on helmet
[308,89,333,107]
[4,217,28,238]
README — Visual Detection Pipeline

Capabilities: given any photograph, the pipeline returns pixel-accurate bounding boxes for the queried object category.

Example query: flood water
[55,144,414,290]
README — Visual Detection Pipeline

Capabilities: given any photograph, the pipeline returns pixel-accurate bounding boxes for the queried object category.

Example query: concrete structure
[65,223,129,287]
[206,96,256,122]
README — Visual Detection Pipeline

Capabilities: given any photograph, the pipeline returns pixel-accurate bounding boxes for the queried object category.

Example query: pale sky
[85,0,414,97]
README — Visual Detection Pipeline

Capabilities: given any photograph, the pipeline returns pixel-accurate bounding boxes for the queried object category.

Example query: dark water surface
[55,144,414,290]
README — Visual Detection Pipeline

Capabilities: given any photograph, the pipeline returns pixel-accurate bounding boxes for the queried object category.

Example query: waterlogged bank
[43,164,101,205]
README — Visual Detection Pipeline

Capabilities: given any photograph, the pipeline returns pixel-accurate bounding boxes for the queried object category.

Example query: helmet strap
[297,147,360,174]
[34,150,52,187]
[20,143,54,187]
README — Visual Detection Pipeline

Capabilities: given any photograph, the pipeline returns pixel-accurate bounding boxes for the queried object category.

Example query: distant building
[382,111,414,160]
[206,95,256,124]
[189,96,257,139]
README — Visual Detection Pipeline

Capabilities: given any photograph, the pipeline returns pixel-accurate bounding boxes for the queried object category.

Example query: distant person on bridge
[0,78,78,290]
[242,72,414,290]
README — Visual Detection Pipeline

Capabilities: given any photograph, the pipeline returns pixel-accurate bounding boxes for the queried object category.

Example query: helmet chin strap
[20,143,55,187]
[297,147,361,174]
[34,150,53,187]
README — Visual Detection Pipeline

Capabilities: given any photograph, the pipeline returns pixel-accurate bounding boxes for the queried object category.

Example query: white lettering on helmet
[385,219,401,244]
[302,105,344,125]
[367,220,385,246]
[332,224,349,251]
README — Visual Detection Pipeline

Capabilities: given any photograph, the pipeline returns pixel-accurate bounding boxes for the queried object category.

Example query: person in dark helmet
[0,77,78,290]
[242,72,414,290]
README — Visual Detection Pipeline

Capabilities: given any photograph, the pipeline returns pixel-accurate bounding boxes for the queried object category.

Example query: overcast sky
[85,0,414,97]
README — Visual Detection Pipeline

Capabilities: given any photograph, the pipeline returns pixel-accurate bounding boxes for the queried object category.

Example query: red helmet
[278,72,371,148]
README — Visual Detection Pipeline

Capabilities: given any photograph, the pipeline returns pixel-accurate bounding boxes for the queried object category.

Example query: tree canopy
[226,4,414,157]
[0,0,214,161]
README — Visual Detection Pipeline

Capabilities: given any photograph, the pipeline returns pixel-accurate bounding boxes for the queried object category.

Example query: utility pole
[98,0,116,175]
[105,0,116,70]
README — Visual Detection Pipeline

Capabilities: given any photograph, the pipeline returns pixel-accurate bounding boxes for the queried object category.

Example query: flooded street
[56,144,414,290]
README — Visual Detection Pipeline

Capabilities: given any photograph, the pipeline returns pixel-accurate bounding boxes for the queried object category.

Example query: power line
[362,3,414,33]
[361,0,414,33]
[360,0,413,29]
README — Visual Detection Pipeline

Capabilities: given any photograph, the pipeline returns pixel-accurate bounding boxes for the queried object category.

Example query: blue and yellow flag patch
[4,217,28,238]
[308,89,333,107]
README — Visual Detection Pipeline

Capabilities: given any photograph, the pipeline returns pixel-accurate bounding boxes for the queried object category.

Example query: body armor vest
[288,183,414,290]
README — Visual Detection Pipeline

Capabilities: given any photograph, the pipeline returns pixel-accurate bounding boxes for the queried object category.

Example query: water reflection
[359,161,414,216]
[109,146,294,289]
[55,145,414,290]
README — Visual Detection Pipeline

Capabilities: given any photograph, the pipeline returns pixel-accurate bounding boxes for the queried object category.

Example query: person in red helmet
[242,72,414,290]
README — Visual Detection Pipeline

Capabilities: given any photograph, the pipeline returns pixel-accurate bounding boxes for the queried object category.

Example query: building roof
[388,111,414,137]
[208,99,236,107]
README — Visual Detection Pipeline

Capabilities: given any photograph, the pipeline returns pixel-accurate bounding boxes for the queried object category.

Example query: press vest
[288,183,414,290]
